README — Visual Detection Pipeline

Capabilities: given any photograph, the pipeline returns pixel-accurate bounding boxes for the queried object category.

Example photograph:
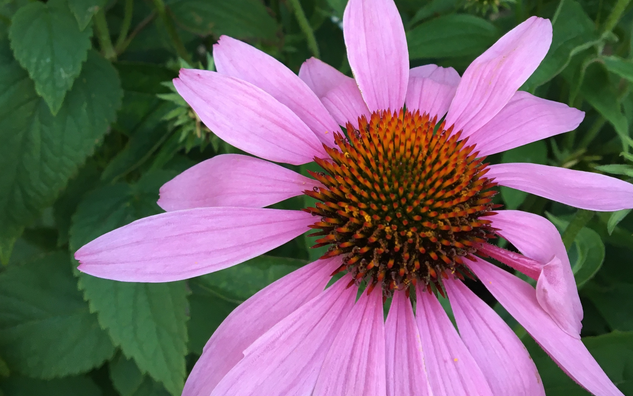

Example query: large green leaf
[168,0,278,41]
[0,252,115,378]
[8,0,92,114]
[0,45,122,263]
[188,255,306,354]
[67,0,107,30]
[407,14,497,60]
[69,172,188,396]
[525,0,600,89]
[110,355,171,396]
[0,376,102,396]
[603,56,633,84]
[524,331,633,395]
[584,283,633,332]
[499,140,548,210]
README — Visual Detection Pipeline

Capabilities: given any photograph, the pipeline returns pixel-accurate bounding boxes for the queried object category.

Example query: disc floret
[304,109,497,294]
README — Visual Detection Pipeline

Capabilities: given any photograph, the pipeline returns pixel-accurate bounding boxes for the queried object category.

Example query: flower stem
[94,10,117,61]
[151,0,192,63]
[602,0,632,35]
[287,0,320,58]
[562,209,595,250]
[115,0,134,52]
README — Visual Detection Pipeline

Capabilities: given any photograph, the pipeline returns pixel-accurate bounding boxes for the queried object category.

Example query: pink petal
[214,36,339,147]
[490,210,583,337]
[488,163,633,211]
[157,154,319,211]
[183,257,340,396]
[406,65,460,119]
[343,0,408,111]
[174,69,326,165]
[445,278,545,396]
[75,208,313,282]
[415,286,494,396]
[313,287,386,396]
[446,17,552,136]
[469,91,584,155]
[478,243,542,280]
[385,291,431,396]
[467,257,624,396]
[210,275,356,396]
[299,58,371,129]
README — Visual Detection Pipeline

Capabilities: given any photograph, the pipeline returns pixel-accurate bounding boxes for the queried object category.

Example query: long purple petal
[343,0,408,111]
[445,278,545,396]
[183,257,340,396]
[175,69,326,165]
[406,64,460,119]
[76,208,313,282]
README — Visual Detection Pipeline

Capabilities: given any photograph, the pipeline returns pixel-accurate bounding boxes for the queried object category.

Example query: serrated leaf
[9,0,92,114]
[0,45,122,262]
[111,355,171,396]
[407,14,498,60]
[547,214,605,288]
[168,0,278,41]
[0,252,115,378]
[499,140,548,209]
[68,0,106,30]
[524,331,633,394]
[69,173,187,396]
[0,376,102,396]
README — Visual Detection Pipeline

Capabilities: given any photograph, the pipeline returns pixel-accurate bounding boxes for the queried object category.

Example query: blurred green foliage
[0,0,632,394]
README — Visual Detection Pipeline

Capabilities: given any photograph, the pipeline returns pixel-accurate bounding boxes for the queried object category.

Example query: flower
[75,0,633,395]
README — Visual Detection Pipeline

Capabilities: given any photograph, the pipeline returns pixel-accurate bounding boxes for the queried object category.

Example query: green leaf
[594,164,633,178]
[187,284,236,354]
[603,56,633,84]
[0,252,115,378]
[110,355,171,396]
[167,0,278,41]
[68,0,107,30]
[584,283,633,332]
[525,0,600,89]
[547,214,605,288]
[408,0,459,27]
[607,209,631,235]
[0,45,122,262]
[0,376,102,396]
[500,140,547,209]
[69,172,188,396]
[407,14,498,60]
[578,62,629,146]
[196,255,306,302]
[8,0,93,114]
[524,331,633,394]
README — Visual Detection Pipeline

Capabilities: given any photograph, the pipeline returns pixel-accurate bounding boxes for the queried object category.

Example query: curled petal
[175,69,325,165]
[158,154,319,211]
[468,257,624,396]
[490,210,582,337]
[343,0,409,111]
[183,257,340,396]
[76,208,313,282]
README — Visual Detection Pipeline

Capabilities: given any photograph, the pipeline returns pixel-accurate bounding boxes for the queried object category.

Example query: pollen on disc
[304,109,498,295]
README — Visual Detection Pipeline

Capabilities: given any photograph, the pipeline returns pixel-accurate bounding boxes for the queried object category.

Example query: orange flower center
[304,109,498,295]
